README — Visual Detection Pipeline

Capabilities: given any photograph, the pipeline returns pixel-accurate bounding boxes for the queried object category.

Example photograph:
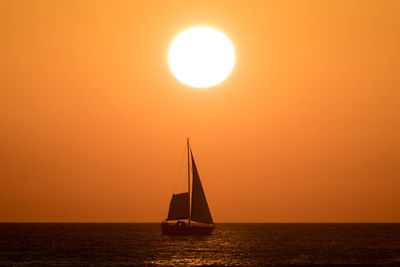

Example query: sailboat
[161,139,215,235]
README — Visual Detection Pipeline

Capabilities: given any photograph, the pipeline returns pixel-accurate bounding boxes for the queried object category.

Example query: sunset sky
[1,0,399,222]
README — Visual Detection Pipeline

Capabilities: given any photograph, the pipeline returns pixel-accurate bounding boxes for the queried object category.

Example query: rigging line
[170,142,187,195]
[165,143,187,220]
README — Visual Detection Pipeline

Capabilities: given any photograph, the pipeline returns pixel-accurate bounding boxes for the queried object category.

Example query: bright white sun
[168,27,235,88]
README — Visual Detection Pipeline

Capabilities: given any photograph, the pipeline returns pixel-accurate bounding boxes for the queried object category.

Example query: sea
[0,223,399,266]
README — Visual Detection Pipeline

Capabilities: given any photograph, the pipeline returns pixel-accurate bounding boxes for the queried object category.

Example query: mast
[187,138,191,225]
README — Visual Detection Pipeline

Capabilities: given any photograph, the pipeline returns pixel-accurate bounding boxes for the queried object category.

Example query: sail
[167,192,189,220]
[190,150,213,224]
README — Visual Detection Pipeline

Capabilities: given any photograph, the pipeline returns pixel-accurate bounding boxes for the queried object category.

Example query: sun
[168,27,235,88]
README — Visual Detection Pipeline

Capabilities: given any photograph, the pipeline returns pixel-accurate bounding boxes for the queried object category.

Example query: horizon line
[1,221,399,223]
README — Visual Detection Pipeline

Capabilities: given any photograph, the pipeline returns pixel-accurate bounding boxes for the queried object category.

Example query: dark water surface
[0,223,399,266]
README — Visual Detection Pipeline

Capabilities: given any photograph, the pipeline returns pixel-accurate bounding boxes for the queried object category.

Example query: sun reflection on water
[144,227,250,266]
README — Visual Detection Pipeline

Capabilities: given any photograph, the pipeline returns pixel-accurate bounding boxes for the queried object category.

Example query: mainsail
[190,150,214,224]
[167,192,189,220]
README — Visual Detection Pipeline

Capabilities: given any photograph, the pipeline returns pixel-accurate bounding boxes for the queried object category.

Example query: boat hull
[161,221,215,235]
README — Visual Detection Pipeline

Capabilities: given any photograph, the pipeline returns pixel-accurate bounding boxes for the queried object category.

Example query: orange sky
[1,0,399,222]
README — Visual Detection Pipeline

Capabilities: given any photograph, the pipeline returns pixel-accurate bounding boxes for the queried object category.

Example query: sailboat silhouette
[161,139,215,235]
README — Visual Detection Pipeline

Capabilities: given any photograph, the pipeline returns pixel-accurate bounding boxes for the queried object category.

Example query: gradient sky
[1,0,399,222]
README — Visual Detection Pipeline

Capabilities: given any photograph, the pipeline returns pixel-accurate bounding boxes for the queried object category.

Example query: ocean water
[0,223,399,266]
